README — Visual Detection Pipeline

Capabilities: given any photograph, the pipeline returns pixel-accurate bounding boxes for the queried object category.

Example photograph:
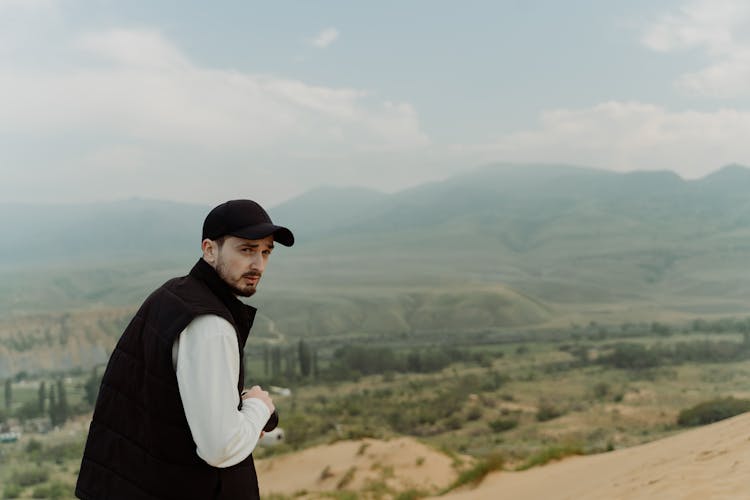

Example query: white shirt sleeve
[173,314,271,468]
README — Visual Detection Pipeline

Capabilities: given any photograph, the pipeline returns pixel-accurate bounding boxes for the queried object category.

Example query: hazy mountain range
[3,163,750,317]
[3,163,750,377]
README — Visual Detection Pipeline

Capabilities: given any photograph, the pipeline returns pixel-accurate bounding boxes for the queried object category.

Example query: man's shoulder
[184,314,236,337]
[139,274,193,304]
[152,274,232,318]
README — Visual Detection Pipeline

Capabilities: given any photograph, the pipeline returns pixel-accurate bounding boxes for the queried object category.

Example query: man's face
[203,235,274,297]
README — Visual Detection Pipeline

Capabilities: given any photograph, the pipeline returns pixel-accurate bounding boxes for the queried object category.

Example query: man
[76,199,294,500]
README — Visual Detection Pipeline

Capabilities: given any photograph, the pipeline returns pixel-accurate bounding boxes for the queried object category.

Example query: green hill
[4,163,750,377]
[3,163,750,316]
[0,198,208,268]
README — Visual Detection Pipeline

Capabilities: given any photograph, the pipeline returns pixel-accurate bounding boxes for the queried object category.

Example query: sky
[2,0,750,207]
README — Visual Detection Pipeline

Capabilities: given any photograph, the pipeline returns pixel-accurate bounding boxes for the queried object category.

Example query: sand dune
[256,413,750,499]
[256,436,461,497]
[441,413,750,500]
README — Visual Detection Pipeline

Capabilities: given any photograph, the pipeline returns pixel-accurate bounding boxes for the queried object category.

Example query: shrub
[395,489,428,500]
[31,481,71,499]
[3,483,24,499]
[536,402,564,422]
[26,439,43,453]
[10,466,50,487]
[592,382,610,399]
[677,397,750,427]
[517,443,584,470]
[446,453,504,490]
[443,415,463,431]
[326,492,358,500]
[356,442,370,456]
[488,417,518,432]
[600,343,661,370]
[336,467,356,490]
[319,465,334,481]
[479,371,508,392]
[46,440,85,464]
[466,407,483,421]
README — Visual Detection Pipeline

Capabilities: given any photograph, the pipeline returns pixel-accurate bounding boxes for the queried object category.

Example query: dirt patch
[257,436,461,497]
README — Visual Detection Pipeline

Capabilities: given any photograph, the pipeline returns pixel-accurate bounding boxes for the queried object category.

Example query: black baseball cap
[202,199,294,247]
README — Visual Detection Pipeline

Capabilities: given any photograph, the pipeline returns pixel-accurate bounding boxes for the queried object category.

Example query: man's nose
[251,254,265,273]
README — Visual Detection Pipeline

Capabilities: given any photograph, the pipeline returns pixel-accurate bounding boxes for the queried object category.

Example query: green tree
[84,368,100,406]
[284,348,296,379]
[406,352,422,372]
[601,343,660,370]
[56,378,69,425]
[651,321,671,336]
[678,397,750,427]
[271,346,282,378]
[48,385,58,425]
[243,353,251,381]
[298,340,312,377]
[330,345,400,376]
[38,381,46,413]
[16,400,43,421]
[4,379,11,410]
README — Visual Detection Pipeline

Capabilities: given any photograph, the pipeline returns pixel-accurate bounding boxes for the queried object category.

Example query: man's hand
[242,385,275,414]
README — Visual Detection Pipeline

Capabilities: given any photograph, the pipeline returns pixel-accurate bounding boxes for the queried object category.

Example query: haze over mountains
[3,163,750,318]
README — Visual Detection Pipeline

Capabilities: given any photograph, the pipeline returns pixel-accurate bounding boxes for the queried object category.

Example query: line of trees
[1,378,71,426]
[250,341,488,384]
[597,336,750,370]
[259,341,319,382]
[326,344,485,379]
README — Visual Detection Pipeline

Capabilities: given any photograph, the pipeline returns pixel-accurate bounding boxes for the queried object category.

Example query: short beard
[215,260,259,297]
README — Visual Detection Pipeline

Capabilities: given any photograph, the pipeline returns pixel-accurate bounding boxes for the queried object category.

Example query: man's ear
[201,238,218,265]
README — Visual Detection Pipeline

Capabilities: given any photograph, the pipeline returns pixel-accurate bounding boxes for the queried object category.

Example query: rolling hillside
[2,163,750,316]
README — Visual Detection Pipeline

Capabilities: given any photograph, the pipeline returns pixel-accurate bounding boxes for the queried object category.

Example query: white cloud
[0,0,63,60]
[0,28,427,152]
[76,29,189,69]
[0,0,57,10]
[4,4,750,206]
[642,0,745,54]
[476,101,750,178]
[311,28,339,48]
[643,0,750,97]
[0,27,430,204]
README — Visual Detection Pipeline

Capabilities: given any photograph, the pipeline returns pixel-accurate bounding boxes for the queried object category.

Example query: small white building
[269,386,292,397]
[258,428,284,447]
[0,431,21,444]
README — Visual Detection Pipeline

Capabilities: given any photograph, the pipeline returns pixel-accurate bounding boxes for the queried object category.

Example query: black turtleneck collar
[188,258,256,334]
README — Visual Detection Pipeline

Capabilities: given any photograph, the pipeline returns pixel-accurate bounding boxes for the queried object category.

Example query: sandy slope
[440,413,750,500]
[256,414,750,499]
[256,437,460,497]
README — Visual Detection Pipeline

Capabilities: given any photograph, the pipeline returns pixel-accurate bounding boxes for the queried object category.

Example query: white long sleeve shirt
[171,314,270,468]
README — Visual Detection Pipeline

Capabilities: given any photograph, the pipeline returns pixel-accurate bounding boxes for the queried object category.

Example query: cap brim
[230,223,295,247]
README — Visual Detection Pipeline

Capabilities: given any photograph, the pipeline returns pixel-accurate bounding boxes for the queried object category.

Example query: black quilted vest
[76,259,259,500]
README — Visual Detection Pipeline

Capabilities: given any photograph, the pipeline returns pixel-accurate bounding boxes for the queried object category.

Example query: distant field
[3,316,750,498]
[3,167,750,496]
